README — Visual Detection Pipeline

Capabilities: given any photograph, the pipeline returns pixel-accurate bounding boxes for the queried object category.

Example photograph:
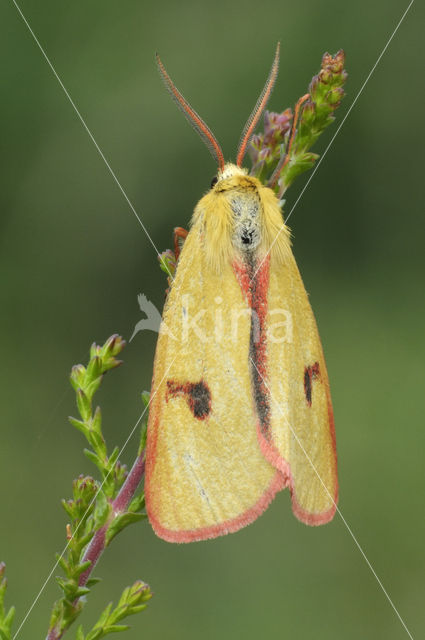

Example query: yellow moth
[145,44,338,542]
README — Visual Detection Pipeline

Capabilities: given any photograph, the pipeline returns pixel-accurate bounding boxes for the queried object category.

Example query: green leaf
[77,389,92,422]
[139,420,148,455]
[103,334,125,358]
[61,498,75,518]
[91,406,102,433]
[107,446,120,470]
[86,577,102,588]
[127,492,145,513]
[73,561,92,578]
[90,341,100,359]
[56,576,79,599]
[128,581,152,605]
[105,512,146,546]
[56,554,70,575]
[94,491,110,527]
[4,606,15,629]
[94,602,113,628]
[84,448,103,470]
[141,390,150,407]
[69,416,89,437]
[85,376,103,399]
[86,355,102,382]
[129,604,148,615]
[85,629,103,640]
[70,364,87,391]
[75,625,85,640]
[88,430,107,459]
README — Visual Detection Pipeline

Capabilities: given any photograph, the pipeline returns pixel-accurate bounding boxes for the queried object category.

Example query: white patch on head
[217,163,247,182]
[230,192,262,252]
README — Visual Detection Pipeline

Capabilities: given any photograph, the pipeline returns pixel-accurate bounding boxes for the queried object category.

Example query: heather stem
[79,451,146,587]
[46,451,146,640]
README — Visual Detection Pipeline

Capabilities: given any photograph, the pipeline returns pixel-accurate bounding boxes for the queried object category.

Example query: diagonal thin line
[11,0,175,279]
[252,0,415,282]
[250,357,414,639]
[12,356,176,639]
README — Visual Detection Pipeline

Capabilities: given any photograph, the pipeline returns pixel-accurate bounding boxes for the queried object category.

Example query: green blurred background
[0,0,423,638]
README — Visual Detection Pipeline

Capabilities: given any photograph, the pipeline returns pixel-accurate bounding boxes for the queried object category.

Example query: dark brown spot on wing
[304,362,320,407]
[166,379,211,420]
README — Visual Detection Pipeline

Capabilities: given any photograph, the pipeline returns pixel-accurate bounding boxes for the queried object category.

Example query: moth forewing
[263,253,338,524]
[145,211,285,542]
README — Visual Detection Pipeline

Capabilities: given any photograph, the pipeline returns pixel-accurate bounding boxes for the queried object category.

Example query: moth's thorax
[228,190,261,252]
[192,163,291,272]
[213,164,263,256]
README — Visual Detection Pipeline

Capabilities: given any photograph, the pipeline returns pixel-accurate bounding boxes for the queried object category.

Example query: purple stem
[46,451,145,640]
[79,451,146,586]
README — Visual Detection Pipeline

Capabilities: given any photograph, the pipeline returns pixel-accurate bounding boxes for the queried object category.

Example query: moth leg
[173,226,188,261]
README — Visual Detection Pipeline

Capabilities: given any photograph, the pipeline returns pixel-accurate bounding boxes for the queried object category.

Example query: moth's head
[211,163,263,253]
[214,163,246,184]
[201,162,289,264]
[156,44,290,270]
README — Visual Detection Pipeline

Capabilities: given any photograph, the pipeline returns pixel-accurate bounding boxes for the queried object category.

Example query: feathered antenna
[156,54,225,171]
[236,43,280,168]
